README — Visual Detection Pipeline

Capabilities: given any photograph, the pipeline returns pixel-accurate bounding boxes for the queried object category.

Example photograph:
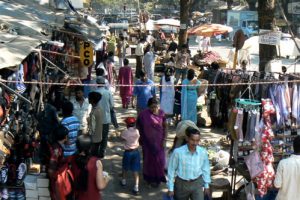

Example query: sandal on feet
[16,163,27,186]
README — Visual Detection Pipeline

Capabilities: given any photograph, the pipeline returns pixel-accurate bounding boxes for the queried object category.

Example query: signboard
[259,30,281,45]
[288,2,300,14]
[80,41,93,67]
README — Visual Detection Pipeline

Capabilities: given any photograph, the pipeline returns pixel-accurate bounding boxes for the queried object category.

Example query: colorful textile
[254,99,275,196]
[137,109,166,184]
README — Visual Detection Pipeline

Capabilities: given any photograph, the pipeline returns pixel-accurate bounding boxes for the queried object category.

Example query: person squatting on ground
[120,117,141,195]
[167,127,211,200]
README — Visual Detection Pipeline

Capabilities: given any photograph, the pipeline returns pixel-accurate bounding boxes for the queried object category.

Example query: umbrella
[188,23,233,37]
[155,18,180,27]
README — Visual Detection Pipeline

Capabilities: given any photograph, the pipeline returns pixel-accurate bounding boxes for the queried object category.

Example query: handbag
[244,151,264,179]
[55,164,74,200]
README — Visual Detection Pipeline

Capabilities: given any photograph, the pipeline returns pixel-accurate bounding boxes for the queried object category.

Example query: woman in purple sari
[137,98,167,187]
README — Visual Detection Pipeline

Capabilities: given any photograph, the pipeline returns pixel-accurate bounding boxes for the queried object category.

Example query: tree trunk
[246,0,257,11]
[258,0,277,72]
[178,0,192,48]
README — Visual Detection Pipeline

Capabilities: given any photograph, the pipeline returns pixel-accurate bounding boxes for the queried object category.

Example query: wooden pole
[233,48,238,69]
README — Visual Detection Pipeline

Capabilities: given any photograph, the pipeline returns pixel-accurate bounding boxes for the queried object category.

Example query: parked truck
[227,10,258,38]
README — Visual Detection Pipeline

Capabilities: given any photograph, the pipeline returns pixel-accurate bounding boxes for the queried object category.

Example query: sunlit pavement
[101,55,228,199]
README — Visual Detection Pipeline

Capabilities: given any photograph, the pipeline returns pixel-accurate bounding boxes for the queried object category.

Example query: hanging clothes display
[254,99,276,196]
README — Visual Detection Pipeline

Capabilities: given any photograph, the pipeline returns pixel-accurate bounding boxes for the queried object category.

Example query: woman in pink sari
[118,58,134,109]
[137,98,167,187]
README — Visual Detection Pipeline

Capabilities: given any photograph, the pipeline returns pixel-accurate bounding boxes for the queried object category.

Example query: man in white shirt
[94,77,114,159]
[70,86,91,135]
[135,39,144,78]
[274,136,300,200]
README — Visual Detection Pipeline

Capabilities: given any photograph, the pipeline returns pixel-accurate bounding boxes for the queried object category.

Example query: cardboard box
[24,175,38,190]
[37,178,49,188]
[38,188,50,197]
[26,190,38,198]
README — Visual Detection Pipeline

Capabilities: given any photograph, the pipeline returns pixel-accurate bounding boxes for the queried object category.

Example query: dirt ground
[100,57,232,199]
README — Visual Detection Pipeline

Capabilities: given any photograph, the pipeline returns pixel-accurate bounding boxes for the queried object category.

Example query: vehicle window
[242,21,246,27]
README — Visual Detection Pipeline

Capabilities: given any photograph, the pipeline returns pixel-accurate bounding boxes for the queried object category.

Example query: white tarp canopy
[0,34,44,70]
[242,36,300,58]
[145,19,157,31]
[0,0,64,38]
[155,18,180,27]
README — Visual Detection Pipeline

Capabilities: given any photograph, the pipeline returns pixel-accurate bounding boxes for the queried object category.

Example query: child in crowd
[173,84,182,125]
[48,125,69,200]
[120,117,140,195]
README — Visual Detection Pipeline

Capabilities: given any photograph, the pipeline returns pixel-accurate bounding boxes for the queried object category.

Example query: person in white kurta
[160,69,175,122]
[195,36,203,51]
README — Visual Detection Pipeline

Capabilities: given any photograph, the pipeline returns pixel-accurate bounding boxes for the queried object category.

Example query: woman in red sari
[137,98,167,187]
[118,58,134,109]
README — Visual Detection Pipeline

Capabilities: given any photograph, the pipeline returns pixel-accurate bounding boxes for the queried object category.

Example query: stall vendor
[193,50,204,66]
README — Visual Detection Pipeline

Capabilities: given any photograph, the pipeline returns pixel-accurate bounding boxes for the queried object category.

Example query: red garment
[255,99,275,196]
[22,61,28,80]
[73,156,101,200]
[48,142,64,200]
[118,65,133,99]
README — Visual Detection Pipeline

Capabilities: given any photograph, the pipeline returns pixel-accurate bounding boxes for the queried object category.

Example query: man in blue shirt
[61,101,80,157]
[133,70,156,115]
[167,127,211,200]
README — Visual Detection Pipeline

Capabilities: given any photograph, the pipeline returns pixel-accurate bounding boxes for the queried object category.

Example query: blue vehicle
[227,10,258,38]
